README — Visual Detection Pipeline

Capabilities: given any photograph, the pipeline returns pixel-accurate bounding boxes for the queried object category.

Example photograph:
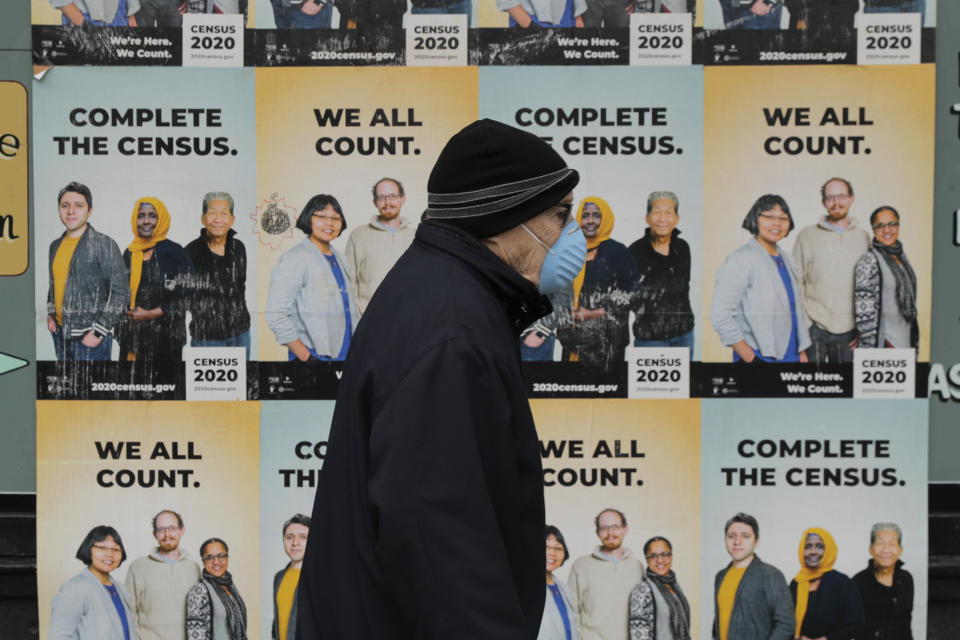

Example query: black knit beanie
[425,119,580,237]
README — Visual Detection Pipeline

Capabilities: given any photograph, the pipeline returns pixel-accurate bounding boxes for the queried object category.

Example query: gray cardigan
[711,238,811,360]
[538,578,578,640]
[47,223,129,340]
[272,564,298,640]
[712,556,794,640]
[49,569,136,640]
[266,238,358,358]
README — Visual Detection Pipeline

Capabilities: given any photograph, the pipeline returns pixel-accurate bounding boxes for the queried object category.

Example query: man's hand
[523,332,545,348]
[799,350,808,363]
[849,334,860,350]
[575,15,584,27]
[81,331,103,348]
[128,14,138,25]
[301,0,323,16]
[751,0,771,15]
[47,315,57,333]
[625,1,635,15]
[178,1,188,14]
[795,18,807,29]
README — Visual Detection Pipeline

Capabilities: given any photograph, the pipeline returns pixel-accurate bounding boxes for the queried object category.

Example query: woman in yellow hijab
[117,197,195,362]
[555,196,640,372]
[788,527,865,640]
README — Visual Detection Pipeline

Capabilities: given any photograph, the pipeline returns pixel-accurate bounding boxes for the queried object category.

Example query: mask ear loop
[520,223,554,255]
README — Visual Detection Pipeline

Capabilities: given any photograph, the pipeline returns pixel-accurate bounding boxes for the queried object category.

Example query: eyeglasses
[374,194,403,203]
[312,213,342,223]
[92,543,123,554]
[597,525,624,534]
[823,194,851,203]
[155,526,181,535]
[202,553,229,562]
[758,213,790,224]
[645,551,672,560]
[872,221,899,230]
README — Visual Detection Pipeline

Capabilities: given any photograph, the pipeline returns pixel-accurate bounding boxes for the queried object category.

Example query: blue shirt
[547,582,572,640]
[323,253,353,360]
[510,0,576,27]
[733,254,800,363]
[103,583,130,640]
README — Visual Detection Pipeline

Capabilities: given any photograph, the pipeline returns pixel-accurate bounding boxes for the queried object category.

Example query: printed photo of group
[701,0,935,30]
[702,64,934,364]
[479,0,696,28]
[32,0,247,27]
[33,67,257,368]
[253,0,478,29]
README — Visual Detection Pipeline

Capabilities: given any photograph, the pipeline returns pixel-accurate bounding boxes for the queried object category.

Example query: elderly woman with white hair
[186,191,252,359]
[628,190,695,353]
[852,523,914,640]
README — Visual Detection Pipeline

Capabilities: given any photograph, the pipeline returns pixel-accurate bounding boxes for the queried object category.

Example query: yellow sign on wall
[0,81,27,275]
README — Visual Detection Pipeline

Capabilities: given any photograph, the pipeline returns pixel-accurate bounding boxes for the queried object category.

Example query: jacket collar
[590,545,636,562]
[816,215,864,232]
[369,215,409,231]
[148,547,192,563]
[415,221,552,333]
[641,227,681,254]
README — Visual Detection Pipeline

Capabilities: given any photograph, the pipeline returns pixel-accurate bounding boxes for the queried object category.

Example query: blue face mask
[521,218,587,294]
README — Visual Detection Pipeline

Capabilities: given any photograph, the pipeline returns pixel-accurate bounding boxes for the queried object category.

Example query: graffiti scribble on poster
[252,193,295,250]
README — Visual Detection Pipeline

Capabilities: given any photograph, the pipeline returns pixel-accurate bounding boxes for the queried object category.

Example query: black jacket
[556,238,639,371]
[628,228,694,341]
[790,569,865,640]
[852,560,913,640]
[297,221,550,640]
[185,229,251,341]
[118,239,195,361]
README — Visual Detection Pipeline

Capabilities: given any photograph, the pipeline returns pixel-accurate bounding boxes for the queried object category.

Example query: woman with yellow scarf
[118,197,195,362]
[555,197,639,372]
[788,527,864,640]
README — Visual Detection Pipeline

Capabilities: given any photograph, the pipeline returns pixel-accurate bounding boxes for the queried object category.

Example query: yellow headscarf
[127,197,171,309]
[572,197,615,308]
[793,527,838,637]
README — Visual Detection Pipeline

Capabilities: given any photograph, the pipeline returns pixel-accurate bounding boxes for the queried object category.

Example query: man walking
[297,119,585,639]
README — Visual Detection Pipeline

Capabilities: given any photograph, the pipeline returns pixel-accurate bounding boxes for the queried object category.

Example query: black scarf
[645,567,691,640]
[202,569,247,640]
[873,238,917,322]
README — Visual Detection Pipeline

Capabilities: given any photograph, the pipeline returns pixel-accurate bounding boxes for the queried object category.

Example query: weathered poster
[257,401,333,640]
[700,398,927,640]
[253,65,477,399]
[481,65,704,398]
[700,64,933,397]
[31,0,252,66]
[33,67,257,400]
[252,0,478,66]
[533,399,701,640]
[478,0,703,65]
[36,401,261,640]
[699,0,936,66]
